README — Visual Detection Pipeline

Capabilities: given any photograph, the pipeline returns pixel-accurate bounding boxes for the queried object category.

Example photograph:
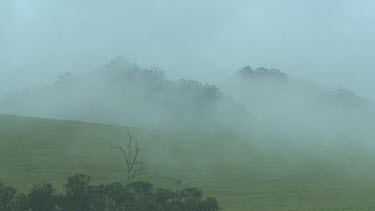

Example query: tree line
[0,174,220,211]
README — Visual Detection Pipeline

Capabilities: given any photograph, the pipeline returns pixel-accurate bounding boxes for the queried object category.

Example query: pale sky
[1,0,374,100]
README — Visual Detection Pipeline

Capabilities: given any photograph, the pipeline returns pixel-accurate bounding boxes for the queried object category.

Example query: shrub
[0,182,17,210]
[95,182,136,210]
[62,174,102,211]
[28,183,57,211]
[7,193,29,211]
[0,175,221,211]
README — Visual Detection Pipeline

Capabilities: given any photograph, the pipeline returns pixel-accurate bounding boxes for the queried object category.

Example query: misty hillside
[0,57,373,138]
[220,66,374,138]
[2,113,375,210]
[0,57,243,132]
[4,1,375,211]
[235,65,370,110]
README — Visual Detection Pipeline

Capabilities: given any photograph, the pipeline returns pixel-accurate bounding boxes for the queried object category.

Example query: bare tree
[114,130,147,183]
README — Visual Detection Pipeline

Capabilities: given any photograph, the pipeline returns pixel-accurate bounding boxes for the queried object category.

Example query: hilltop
[0,57,243,132]
[0,58,373,139]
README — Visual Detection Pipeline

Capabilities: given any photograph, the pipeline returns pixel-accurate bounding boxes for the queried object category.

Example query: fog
[2,2,375,209]
[1,0,375,141]
[1,0,375,101]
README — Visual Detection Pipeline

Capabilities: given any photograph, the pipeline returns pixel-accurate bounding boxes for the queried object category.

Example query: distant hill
[219,65,374,138]
[0,57,244,132]
[0,59,373,137]
[234,65,370,110]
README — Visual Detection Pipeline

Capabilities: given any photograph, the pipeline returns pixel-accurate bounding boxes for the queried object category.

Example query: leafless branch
[113,130,147,183]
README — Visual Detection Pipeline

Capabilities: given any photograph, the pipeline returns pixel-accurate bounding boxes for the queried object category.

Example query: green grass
[1,114,375,210]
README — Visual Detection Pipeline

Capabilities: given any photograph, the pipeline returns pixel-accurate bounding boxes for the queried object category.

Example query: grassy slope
[1,114,375,210]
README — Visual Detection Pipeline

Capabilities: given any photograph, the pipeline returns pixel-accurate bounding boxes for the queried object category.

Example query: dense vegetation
[0,174,220,211]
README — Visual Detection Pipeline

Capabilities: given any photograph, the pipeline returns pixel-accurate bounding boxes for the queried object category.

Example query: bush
[95,182,136,210]
[0,182,17,210]
[28,184,57,211]
[7,193,29,211]
[0,174,221,211]
[62,174,102,211]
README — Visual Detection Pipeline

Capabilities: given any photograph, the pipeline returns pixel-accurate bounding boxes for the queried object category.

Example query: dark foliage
[61,174,102,211]
[0,182,17,210]
[0,174,220,211]
[8,193,29,210]
[28,184,57,211]
[238,65,286,78]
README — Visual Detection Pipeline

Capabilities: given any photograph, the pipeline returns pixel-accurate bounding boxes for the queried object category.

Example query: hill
[1,58,373,138]
[2,114,375,210]
[220,66,374,138]
[0,57,243,132]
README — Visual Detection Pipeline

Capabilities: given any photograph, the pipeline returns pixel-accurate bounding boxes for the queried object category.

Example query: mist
[2,1,375,210]
[1,0,375,100]
[1,0,375,155]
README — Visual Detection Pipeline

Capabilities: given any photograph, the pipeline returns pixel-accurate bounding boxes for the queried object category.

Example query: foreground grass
[1,114,375,210]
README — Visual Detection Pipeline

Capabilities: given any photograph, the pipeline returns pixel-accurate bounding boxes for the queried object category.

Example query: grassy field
[1,114,375,210]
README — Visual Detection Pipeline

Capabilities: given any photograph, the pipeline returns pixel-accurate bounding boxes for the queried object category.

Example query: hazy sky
[1,0,374,100]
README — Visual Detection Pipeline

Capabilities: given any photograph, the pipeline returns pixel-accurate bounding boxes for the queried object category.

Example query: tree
[127,181,153,198]
[0,176,221,211]
[28,183,57,211]
[95,182,136,211]
[62,174,102,211]
[7,193,29,211]
[114,130,147,184]
[0,182,17,210]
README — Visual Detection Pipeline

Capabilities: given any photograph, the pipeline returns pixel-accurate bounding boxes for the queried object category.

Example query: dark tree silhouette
[28,184,57,211]
[114,130,147,184]
[0,175,221,211]
[0,182,17,210]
